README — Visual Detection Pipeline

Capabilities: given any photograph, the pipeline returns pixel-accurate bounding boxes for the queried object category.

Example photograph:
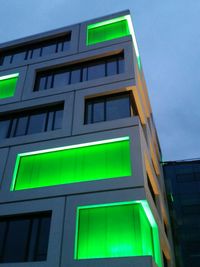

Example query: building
[0,10,174,267]
[163,160,200,267]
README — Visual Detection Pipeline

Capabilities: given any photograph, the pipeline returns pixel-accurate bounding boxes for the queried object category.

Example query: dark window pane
[85,102,92,124]
[57,42,64,53]
[88,61,105,80]
[36,76,46,91]
[31,48,41,59]
[53,71,69,88]
[82,67,88,82]
[46,75,53,89]
[27,113,46,134]
[3,219,30,262]
[2,55,12,65]
[53,110,63,130]
[106,94,130,121]
[118,55,125,73]
[0,221,7,255]
[0,212,51,263]
[35,217,51,261]
[70,68,81,84]
[107,58,117,76]
[42,44,56,56]
[27,218,39,261]
[0,120,10,139]
[93,101,104,123]
[11,51,26,64]
[14,116,28,137]
[9,119,17,138]
[34,53,124,92]
[63,40,70,51]
[46,111,54,131]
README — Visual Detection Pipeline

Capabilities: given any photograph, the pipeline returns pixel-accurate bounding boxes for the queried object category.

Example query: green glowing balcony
[87,16,131,45]
[75,200,162,267]
[0,73,19,99]
[11,137,132,191]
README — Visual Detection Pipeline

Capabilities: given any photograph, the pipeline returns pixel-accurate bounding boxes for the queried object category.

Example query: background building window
[84,92,137,124]
[0,212,51,263]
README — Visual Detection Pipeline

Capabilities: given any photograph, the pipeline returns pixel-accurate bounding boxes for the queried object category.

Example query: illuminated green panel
[75,200,162,267]
[11,137,132,191]
[87,16,130,45]
[0,73,19,99]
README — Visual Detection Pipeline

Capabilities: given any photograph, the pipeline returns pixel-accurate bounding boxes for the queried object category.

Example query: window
[11,137,131,191]
[0,103,64,139]
[0,212,51,263]
[75,201,162,267]
[85,92,137,124]
[0,33,71,66]
[34,53,124,91]
[87,16,130,45]
[0,73,19,99]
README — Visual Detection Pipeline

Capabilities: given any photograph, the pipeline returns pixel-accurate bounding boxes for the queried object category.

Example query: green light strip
[75,200,162,267]
[18,136,129,157]
[0,73,19,81]
[88,16,128,30]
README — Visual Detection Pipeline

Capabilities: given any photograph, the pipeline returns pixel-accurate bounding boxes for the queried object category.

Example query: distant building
[164,160,200,267]
[0,10,174,267]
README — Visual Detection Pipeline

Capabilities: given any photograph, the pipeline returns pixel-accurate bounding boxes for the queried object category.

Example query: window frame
[84,91,138,125]
[0,103,64,139]
[0,197,65,267]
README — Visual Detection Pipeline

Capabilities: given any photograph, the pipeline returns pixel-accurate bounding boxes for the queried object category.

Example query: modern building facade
[0,10,174,267]
[164,160,200,267]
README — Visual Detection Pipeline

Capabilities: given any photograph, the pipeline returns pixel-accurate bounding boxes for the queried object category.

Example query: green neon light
[0,73,19,99]
[87,16,130,46]
[87,15,141,70]
[75,200,162,267]
[11,137,132,191]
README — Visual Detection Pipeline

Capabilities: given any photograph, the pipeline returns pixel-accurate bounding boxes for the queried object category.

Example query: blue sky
[1,0,200,161]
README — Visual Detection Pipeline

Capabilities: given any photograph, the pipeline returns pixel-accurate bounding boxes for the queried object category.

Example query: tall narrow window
[0,212,51,263]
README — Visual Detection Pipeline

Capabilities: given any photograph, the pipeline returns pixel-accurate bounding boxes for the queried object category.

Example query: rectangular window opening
[34,52,124,92]
[74,200,163,267]
[0,103,64,139]
[84,91,138,124]
[0,33,71,66]
[0,211,51,263]
[11,137,132,191]
[87,16,130,45]
[0,73,19,99]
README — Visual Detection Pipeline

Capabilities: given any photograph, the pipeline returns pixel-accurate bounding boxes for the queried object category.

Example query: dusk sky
[1,1,199,161]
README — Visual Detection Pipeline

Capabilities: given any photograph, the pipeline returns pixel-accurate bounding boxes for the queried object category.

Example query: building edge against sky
[0,10,175,267]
